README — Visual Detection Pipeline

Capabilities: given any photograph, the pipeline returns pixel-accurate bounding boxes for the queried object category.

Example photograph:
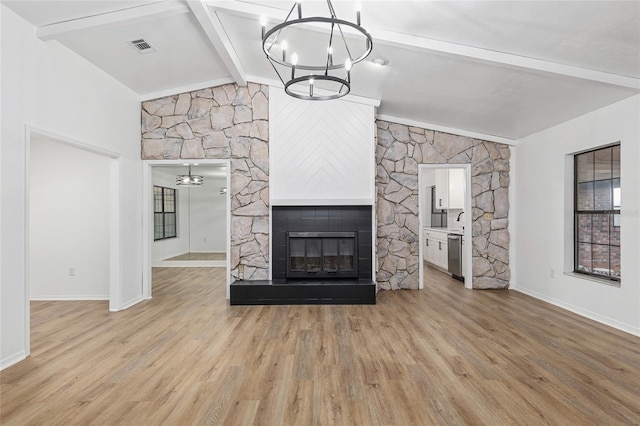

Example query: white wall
[30,138,110,299]
[513,95,640,335]
[189,176,227,253]
[1,5,142,369]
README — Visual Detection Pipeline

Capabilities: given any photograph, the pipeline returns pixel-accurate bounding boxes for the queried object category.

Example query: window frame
[573,143,620,283]
[154,185,177,241]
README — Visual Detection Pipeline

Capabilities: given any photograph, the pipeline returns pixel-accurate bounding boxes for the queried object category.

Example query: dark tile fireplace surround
[230,206,376,305]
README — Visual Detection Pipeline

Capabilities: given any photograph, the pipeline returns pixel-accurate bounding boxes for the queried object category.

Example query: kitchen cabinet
[434,169,465,209]
[424,229,448,270]
[434,170,449,209]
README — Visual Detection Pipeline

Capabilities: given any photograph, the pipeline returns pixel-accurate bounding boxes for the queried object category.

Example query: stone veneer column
[376,120,511,290]
[141,83,270,281]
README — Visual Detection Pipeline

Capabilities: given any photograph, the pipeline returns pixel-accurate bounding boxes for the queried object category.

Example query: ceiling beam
[37,2,191,40]
[371,29,640,91]
[208,1,640,91]
[187,1,247,86]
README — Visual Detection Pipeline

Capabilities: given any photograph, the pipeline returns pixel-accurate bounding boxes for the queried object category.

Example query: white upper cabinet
[434,168,465,209]
[434,169,449,209]
[448,169,465,209]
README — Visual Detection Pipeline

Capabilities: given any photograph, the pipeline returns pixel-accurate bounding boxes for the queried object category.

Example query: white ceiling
[4,0,640,142]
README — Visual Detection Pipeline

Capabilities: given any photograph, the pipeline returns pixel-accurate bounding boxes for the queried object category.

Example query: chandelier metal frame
[261,0,373,100]
[176,164,204,187]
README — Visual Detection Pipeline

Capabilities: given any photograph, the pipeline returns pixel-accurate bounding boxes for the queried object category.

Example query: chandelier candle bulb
[291,52,298,79]
[260,16,267,38]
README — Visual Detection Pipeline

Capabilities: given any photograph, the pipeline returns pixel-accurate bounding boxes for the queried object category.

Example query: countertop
[424,226,464,236]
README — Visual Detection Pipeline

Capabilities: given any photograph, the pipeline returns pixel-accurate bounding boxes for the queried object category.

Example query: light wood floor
[1,267,639,425]
[165,252,226,261]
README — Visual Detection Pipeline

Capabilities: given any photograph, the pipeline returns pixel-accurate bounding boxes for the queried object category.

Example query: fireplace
[231,205,375,304]
[287,232,358,278]
[271,206,372,281]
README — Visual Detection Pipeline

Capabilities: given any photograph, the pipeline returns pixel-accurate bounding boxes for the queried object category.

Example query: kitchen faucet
[456,211,464,222]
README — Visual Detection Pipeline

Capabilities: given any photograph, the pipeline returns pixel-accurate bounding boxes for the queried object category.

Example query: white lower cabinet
[424,229,448,270]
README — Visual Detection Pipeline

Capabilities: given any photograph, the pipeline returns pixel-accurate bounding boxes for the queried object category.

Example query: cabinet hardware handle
[438,241,441,250]
[426,239,429,247]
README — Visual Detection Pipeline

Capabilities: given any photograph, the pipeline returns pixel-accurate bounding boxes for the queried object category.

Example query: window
[574,144,620,282]
[154,186,177,240]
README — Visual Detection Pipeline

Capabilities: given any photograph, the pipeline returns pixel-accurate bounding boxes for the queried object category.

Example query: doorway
[142,160,231,299]
[25,126,121,354]
[418,164,473,290]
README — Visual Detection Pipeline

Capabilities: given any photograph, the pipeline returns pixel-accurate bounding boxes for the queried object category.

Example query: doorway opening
[25,126,121,355]
[143,160,231,299]
[418,164,473,290]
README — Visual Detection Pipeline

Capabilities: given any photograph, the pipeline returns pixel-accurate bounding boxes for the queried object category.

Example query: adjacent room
[1,0,639,424]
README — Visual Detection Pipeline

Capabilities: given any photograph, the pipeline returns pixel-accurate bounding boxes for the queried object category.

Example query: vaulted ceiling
[4,0,640,143]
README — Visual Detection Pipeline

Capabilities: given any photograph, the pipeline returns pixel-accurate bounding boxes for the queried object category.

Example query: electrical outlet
[549,268,555,279]
[69,267,76,276]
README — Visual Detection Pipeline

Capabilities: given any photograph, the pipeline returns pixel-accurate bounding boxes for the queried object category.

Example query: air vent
[128,38,156,54]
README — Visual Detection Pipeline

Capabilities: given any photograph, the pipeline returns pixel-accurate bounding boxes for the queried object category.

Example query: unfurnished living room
[1,1,639,424]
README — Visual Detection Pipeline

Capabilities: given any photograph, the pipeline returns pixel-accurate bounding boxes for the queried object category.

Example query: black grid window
[574,144,620,282]
[154,186,177,240]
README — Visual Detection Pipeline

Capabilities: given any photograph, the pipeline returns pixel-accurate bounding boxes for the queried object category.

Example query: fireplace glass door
[287,232,357,278]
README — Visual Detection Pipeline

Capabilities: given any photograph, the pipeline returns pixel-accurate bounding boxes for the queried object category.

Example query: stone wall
[376,120,511,290]
[141,83,270,281]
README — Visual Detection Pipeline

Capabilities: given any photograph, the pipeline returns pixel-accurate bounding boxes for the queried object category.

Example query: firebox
[286,232,358,278]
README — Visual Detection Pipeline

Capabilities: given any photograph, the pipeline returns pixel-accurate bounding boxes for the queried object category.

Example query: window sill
[563,272,621,288]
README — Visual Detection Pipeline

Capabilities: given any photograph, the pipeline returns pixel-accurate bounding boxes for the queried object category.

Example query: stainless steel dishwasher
[447,234,464,282]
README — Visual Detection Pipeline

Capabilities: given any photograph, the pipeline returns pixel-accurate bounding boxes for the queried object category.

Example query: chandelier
[176,164,204,186]
[261,0,373,100]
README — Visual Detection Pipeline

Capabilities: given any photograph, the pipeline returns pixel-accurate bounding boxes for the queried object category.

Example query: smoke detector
[128,38,156,54]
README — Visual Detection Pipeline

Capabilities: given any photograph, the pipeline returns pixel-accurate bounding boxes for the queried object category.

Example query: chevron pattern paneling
[270,90,375,204]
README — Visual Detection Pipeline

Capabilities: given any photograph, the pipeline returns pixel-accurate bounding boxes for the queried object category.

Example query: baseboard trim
[1,350,27,370]
[30,295,109,301]
[111,296,144,312]
[513,287,639,337]
[152,261,225,268]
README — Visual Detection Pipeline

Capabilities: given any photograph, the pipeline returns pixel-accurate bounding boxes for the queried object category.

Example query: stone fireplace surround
[141,81,511,292]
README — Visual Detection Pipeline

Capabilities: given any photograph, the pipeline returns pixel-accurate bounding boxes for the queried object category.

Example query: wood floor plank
[1,266,639,425]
